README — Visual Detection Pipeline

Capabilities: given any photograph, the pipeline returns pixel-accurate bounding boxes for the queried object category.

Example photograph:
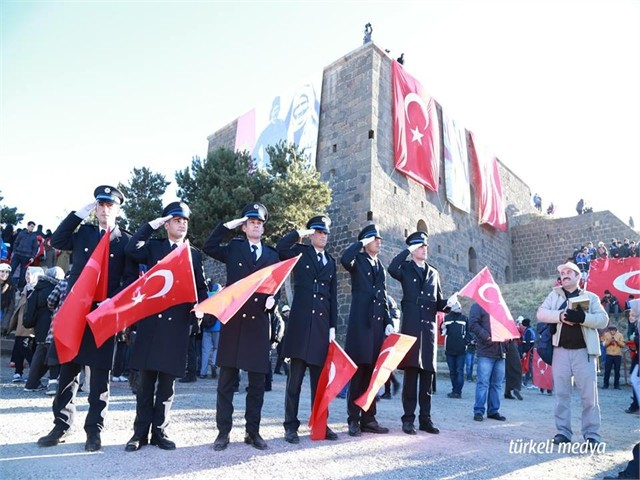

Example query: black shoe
[614,386,621,390]
[624,406,639,414]
[473,414,483,422]
[85,432,102,452]
[392,378,400,395]
[179,375,197,383]
[151,433,176,450]
[284,429,299,444]
[198,375,208,379]
[585,437,600,446]
[213,433,230,451]
[552,434,571,444]
[211,368,218,379]
[447,392,461,399]
[419,421,440,434]
[602,385,609,389]
[125,435,148,452]
[603,471,638,479]
[361,421,389,434]
[348,421,362,437]
[402,422,416,435]
[244,432,268,450]
[487,413,506,421]
[380,392,392,399]
[37,426,69,447]
[325,427,338,441]
[274,370,282,375]
[504,392,515,399]
[513,390,523,401]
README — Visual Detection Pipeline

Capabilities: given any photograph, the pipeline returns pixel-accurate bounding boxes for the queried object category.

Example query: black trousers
[133,369,176,438]
[216,366,265,436]
[25,342,49,389]
[283,358,322,431]
[347,364,377,425]
[52,362,109,434]
[401,367,433,425]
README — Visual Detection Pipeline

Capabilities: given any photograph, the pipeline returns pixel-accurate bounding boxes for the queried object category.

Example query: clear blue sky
[2,0,638,232]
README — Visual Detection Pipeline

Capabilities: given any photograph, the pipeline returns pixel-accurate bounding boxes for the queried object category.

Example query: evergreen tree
[118,167,170,232]
[0,190,24,226]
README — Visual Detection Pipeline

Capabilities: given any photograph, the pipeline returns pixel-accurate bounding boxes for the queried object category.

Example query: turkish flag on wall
[392,61,441,192]
[355,333,416,412]
[87,242,197,348]
[532,349,553,391]
[53,229,111,364]
[586,257,640,302]
[468,131,507,231]
[194,255,300,324]
[458,267,520,341]
[308,341,357,441]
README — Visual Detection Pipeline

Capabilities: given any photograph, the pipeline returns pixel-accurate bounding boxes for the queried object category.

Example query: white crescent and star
[327,362,336,388]
[612,270,640,295]
[404,93,429,146]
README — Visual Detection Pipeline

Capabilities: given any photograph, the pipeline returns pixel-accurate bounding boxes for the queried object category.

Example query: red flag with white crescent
[468,131,507,231]
[458,267,520,341]
[532,348,553,391]
[586,257,640,301]
[354,333,417,412]
[309,341,357,441]
[194,255,300,324]
[87,242,197,347]
[392,61,440,192]
[53,228,111,364]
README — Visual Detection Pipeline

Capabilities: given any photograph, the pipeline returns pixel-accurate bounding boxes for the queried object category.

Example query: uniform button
[413,279,417,282]
[158,314,162,318]
[110,253,114,258]
[254,298,258,302]
[251,316,255,319]
[84,248,89,252]
[312,310,315,314]
[239,262,243,267]
[314,280,317,283]
[307,265,310,269]
[319,312,323,316]
[243,314,247,318]
[168,317,172,321]
[313,294,316,298]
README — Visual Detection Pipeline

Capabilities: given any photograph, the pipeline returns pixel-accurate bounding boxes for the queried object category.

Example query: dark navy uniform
[276,217,338,436]
[47,187,137,440]
[202,212,279,439]
[341,225,391,429]
[125,208,209,444]
[387,231,448,431]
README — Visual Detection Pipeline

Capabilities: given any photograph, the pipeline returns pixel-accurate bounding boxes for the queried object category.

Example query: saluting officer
[276,215,339,444]
[341,224,393,437]
[38,185,138,452]
[387,231,452,435]
[203,203,279,451]
[123,201,210,452]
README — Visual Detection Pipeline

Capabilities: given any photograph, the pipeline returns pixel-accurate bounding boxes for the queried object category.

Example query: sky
[1,0,638,232]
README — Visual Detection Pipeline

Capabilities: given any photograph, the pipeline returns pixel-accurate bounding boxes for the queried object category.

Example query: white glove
[329,327,336,343]
[297,229,316,238]
[194,310,204,319]
[446,293,459,308]
[385,324,395,336]
[408,243,422,253]
[224,216,248,230]
[149,214,173,230]
[361,236,375,247]
[265,296,275,310]
[74,201,96,220]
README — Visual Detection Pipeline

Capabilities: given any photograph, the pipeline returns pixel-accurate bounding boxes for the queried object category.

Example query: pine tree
[118,167,170,232]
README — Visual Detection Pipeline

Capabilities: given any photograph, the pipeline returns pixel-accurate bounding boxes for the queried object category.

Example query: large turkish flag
[392,61,440,192]
[586,257,640,302]
[87,242,197,347]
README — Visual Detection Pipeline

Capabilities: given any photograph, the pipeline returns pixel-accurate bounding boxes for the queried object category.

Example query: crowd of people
[0,183,638,479]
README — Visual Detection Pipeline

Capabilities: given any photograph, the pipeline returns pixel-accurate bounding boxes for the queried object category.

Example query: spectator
[9,221,39,290]
[609,239,618,258]
[464,331,477,382]
[601,290,620,322]
[533,193,542,212]
[520,318,536,388]
[626,295,637,340]
[601,326,625,390]
[618,239,631,258]
[586,241,597,261]
[469,303,507,422]
[576,199,584,215]
[575,247,590,281]
[381,295,401,399]
[546,203,555,215]
[596,241,609,259]
[441,301,468,399]
[536,261,608,446]
[0,263,16,336]
[273,305,290,376]
[200,283,222,379]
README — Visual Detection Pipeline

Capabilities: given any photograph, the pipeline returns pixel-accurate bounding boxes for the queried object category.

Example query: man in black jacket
[341,224,392,437]
[442,301,468,399]
[276,215,338,444]
[38,185,138,452]
[9,221,39,290]
[123,201,210,452]
[203,203,279,451]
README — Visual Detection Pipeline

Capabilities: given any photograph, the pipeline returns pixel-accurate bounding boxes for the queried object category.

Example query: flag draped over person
[354,333,416,411]
[87,242,197,347]
[53,228,110,364]
[194,255,300,324]
[309,341,357,441]
[456,267,519,341]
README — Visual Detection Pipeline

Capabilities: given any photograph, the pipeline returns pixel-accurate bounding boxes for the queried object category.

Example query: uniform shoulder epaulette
[230,236,245,242]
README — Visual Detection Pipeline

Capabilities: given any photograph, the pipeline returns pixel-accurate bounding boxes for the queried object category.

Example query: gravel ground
[1,350,638,480]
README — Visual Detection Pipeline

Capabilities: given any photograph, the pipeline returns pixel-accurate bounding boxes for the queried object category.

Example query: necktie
[317,252,324,268]
[251,244,258,265]
[99,229,105,238]
[171,243,178,250]
[374,261,379,275]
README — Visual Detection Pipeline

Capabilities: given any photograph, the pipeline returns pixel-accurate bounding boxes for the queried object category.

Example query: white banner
[442,110,470,213]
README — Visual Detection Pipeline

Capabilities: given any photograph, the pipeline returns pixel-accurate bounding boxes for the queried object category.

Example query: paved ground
[0,348,638,480]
